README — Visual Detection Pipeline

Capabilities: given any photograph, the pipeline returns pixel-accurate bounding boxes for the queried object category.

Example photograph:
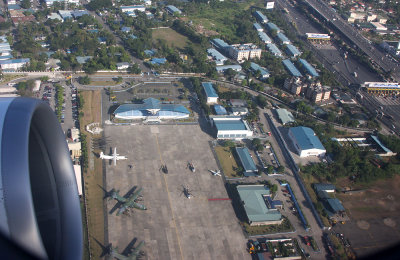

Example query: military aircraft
[181,185,193,199]
[106,187,147,216]
[108,241,145,260]
[160,164,168,174]
[209,169,221,177]
[187,161,195,172]
[100,147,127,166]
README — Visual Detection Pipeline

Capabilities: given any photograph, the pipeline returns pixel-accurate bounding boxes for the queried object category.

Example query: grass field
[89,80,119,86]
[215,146,241,178]
[242,217,294,236]
[80,90,105,259]
[152,27,190,49]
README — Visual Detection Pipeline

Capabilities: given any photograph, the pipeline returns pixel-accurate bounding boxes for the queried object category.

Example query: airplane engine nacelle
[0,98,82,259]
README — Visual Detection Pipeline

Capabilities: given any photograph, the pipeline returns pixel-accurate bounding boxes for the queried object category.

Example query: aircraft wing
[113,156,117,166]
[116,156,127,160]
[101,154,113,160]
[129,187,143,201]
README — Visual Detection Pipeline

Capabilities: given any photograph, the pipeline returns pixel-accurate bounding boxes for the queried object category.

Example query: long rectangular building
[283,59,302,77]
[363,82,400,95]
[211,116,253,139]
[235,147,258,176]
[266,43,282,57]
[253,10,268,23]
[258,31,272,44]
[298,58,319,77]
[207,48,227,65]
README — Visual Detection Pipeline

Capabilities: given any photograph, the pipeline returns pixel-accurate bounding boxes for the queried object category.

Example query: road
[300,0,400,80]
[276,0,380,86]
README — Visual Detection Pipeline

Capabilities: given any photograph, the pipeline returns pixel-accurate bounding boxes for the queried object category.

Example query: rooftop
[235,147,258,174]
[266,43,282,56]
[250,62,270,78]
[114,98,190,116]
[266,22,280,32]
[237,185,282,222]
[211,38,230,49]
[213,104,227,115]
[298,59,319,77]
[286,44,301,57]
[166,5,181,14]
[253,23,263,31]
[276,108,295,125]
[214,118,248,131]
[254,11,268,23]
[290,126,325,151]
[277,32,290,43]
[283,59,302,77]
[202,82,218,98]
[258,31,272,43]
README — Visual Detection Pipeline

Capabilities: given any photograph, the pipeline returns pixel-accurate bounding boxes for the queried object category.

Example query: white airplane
[100,147,127,166]
[209,169,221,177]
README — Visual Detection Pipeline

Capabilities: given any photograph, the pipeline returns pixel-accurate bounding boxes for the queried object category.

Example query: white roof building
[289,126,326,157]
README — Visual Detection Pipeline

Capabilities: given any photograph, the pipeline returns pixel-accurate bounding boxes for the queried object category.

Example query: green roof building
[237,185,282,226]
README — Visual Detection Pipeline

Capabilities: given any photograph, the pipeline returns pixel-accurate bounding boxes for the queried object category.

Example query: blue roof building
[213,104,227,115]
[275,108,295,125]
[277,32,290,45]
[202,82,218,103]
[76,56,92,64]
[237,185,283,225]
[212,116,253,139]
[166,5,182,15]
[283,59,302,77]
[286,44,301,57]
[207,48,227,65]
[7,4,21,10]
[266,43,282,57]
[298,58,319,77]
[253,23,263,32]
[114,98,190,120]
[58,10,72,20]
[72,10,89,18]
[216,65,242,73]
[266,22,280,32]
[250,62,270,79]
[258,31,272,44]
[289,126,326,157]
[150,58,167,65]
[253,11,268,24]
[97,37,106,44]
[235,147,258,176]
[211,38,230,51]
[144,49,156,56]
[121,27,131,33]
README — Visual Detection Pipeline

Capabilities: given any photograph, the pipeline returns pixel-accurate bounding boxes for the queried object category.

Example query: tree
[79,76,91,85]
[20,0,31,9]
[277,166,285,174]
[255,95,268,108]
[128,64,141,74]
[267,166,274,174]
[252,138,261,147]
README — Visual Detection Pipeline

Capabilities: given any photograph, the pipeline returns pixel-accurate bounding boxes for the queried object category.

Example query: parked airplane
[187,161,195,172]
[181,185,193,199]
[209,169,221,177]
[100,147,127,166]
[108,241,145,260]
[106,187,147,216]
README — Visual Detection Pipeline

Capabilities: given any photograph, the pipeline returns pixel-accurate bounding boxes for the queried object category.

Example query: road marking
[155,134,184,260]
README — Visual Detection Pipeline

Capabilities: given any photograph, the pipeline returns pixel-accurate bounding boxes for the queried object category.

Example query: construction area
[104,124,250,260]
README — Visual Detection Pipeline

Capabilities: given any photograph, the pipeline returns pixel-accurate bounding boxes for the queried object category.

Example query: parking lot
[104,124,250,260]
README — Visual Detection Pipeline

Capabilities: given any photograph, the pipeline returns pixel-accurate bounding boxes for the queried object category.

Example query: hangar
[211,116,253,139]
[113,98,190,121]
[235,147,258,176]
[289,126,326,157]
[237,185,283,226]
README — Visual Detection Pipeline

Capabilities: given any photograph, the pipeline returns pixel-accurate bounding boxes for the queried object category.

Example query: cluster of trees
[302,138,400,183]
[190,77,211,115]
[87,0,112,11]
[16,80,35,97]
[55,84,64,122]
[78,76,91,85]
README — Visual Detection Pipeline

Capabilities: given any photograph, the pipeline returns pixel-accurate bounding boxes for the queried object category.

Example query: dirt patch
[194,24,219,37]
[337,175,400,220]
[357,220,370,230]
[383,218,396,227]
[80,90,105,259]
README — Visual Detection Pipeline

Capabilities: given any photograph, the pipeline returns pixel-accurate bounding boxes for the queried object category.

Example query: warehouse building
[298,58,319,77]
[236,185,283,225]
[202,82,219,104]
[276,32,290,45]
[0,58,29,70]
[213,104,227,115]
[250,62,270,79]
[283,59,302,77]
[235,147,258,176]
[210,38,230,52]
[275,108,295,125]
[211,116,253,139]
[216,64,242,73]
[289,126,326,157]
[253,23,263,32]
[166,5,182,15]
[258,31,272,44]
[286,44,301,58]
[266,43,282,57]
[113,98,190,121]
[253,10,268,23]
[207,48,227,65]
[266,22,280,33]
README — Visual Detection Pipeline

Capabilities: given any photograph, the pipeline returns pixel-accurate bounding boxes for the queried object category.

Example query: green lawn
[215,146,241,178]
[152,28,190,49]
[242,217,294,236]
